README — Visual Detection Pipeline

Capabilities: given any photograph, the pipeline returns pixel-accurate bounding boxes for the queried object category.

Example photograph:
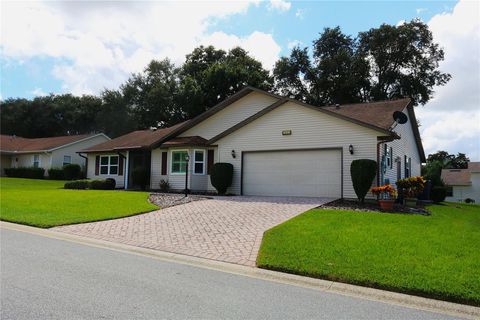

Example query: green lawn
[257,203,480,305]
[0,178,158,228]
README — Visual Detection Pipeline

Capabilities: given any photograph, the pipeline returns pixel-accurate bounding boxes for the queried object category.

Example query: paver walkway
[53,196,333,266]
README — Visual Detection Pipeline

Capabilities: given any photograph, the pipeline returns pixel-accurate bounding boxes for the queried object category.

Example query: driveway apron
[53,196,333,266]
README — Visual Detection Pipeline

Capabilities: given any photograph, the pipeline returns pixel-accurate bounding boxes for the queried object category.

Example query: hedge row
[4,167,45,179]
[64,178,116,190]
[47,164,82,180]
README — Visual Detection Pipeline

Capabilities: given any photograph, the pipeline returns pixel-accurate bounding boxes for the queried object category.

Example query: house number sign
[282,130,292,136]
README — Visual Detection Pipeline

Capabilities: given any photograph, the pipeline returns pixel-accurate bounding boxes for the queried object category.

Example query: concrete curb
[1,221,479,319]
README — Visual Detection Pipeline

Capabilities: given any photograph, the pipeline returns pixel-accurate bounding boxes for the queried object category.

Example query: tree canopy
[1,20,451,139]
[274,20,450,106]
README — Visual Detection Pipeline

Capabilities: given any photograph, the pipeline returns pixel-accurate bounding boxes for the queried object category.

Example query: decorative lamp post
[184,153,190,197]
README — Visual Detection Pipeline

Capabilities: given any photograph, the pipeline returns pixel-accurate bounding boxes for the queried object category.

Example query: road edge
[1,221,478,319]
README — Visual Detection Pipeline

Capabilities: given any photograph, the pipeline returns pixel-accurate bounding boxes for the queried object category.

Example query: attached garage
[242,149,342,198]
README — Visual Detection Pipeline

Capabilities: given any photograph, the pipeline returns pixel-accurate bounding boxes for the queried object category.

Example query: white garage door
[243,149,341,197]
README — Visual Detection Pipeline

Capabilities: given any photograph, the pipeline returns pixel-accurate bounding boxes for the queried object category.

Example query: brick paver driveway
[53,196,333,266]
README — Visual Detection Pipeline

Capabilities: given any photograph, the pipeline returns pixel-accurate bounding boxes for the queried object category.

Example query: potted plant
[396,176,426,207]
[371,184,397,211]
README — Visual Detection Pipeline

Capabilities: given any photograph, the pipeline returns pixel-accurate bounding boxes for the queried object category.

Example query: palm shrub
[350,159,377,203]
[431,186,447,203]
[210,163,234,195]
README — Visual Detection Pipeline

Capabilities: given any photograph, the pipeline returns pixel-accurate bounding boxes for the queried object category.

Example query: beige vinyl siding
[150,147,217,191]
[50,134,109,169]
[12,153,52,174]
[215,101,381,198]
[381,107,421,186]
[179,92,279,140]
[86,154,126,188]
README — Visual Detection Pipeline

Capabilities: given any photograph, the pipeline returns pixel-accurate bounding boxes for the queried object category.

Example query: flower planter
[378,199,395,211]
[405,198,417,208]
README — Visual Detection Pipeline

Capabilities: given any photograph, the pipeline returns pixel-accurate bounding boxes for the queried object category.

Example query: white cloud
[417,0,480,160]
[268,0,291,12]
[416,8,427,14]
[202,31,281,70]
[30,88,47,96]
[287,40,303,49]
[0,1,280,95]
[295,9,305,19]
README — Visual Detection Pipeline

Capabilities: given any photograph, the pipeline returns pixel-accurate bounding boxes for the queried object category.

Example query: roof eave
[405,102,426,163]
[150,87,256,148]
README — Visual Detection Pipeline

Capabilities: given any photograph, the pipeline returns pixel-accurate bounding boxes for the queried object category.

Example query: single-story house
[1,133,110,176]
[82,86,425,198]
[441,162,480,203]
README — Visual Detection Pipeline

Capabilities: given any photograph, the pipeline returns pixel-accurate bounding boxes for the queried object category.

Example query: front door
[128,150,151,189]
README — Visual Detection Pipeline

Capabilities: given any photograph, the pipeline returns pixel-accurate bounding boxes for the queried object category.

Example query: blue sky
[1,0,479,160]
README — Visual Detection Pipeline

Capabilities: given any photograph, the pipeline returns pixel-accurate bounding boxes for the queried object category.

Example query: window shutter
[95,156,100,175]
[207,149,214,174]
[404,155,407,177]
[119,156,124,176]
[161,152,168,175]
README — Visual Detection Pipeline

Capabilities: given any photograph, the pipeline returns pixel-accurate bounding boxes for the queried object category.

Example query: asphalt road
[0,228,461,320]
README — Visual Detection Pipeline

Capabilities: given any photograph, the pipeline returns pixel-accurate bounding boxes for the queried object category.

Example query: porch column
[124,150,130,190]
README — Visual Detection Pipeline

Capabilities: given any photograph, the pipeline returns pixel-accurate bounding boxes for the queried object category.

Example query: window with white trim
[171,150,188,174]
[63,155,71,166]
[193,150,205,175]
[100,155,119,175]
[405,156,411,178]
[389,147,393,169]
[386,145,391,168]
[33,154,40,168]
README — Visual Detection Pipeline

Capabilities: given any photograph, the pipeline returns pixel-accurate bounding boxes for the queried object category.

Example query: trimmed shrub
[350,159,377,203]
[431,186,447,203]
[64,180,90,190]
[48,168,65,180]
[90,179,108,190]
[210,163,233,195]
[4,167,45,179]
[105,178,116,190]
[132,167,149,190]
[63,164,81,180]
[465,198,475,204]
[159,179,170,192]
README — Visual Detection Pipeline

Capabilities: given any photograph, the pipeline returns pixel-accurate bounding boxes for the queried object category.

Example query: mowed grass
[257,203,480,305]
[0,178,158,228]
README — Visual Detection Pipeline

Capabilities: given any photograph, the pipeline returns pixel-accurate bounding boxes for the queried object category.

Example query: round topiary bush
[350,159,377,203]
[210,162,234,195]
[105,178,116,190]
[63,164,81,180]
[431,186,447,203]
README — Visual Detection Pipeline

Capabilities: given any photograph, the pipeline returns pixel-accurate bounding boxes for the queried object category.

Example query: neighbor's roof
[441,169,471,186]
[82,122,187,153]
[0,134,104,153]
[441,162,480,186]
[323,98,411,131]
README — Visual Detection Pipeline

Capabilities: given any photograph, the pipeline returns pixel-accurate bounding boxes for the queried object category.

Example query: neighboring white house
[82,87,425,198]
[441,162,480,203]
[0,133,110,176]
